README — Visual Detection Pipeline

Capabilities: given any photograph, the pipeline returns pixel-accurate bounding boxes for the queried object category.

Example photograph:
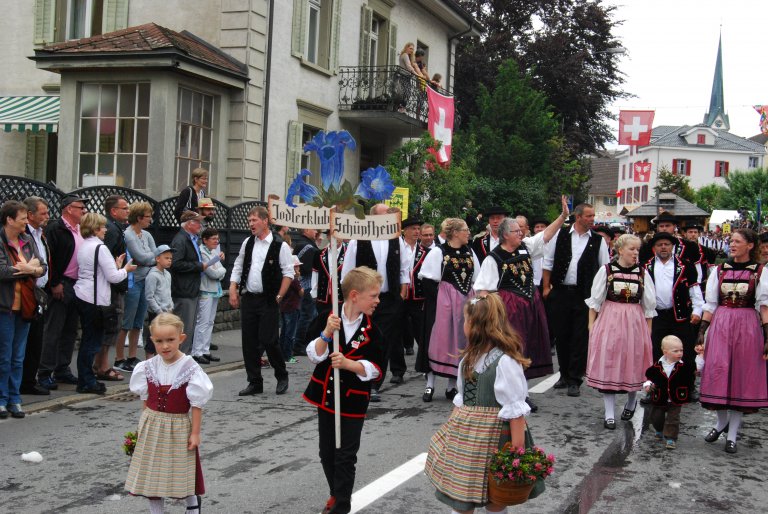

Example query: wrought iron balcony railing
[338,65,452,125]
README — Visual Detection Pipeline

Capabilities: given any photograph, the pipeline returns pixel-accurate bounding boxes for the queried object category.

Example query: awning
[0,96,59,133]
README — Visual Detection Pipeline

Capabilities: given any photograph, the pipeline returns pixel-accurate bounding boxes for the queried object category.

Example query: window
[626,188,633,204]
[634,186,640,204]
[292,0,341,71]
[175,88,215,192]
[672,159,690,176]
[621,164,625,180]
[628,161,633,179]
[642,185,648,202]
[306,0,321,64]
[78,82,149,188]
[714,161,729,178]
[604,196,617,207]
[697,134,706,145]
[749,156,759,168]
[35,0,128,44]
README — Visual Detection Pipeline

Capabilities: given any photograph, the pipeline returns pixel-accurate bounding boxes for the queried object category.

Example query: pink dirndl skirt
[586,301,652,392]
[428,282,468,378]
[700,306,768,412]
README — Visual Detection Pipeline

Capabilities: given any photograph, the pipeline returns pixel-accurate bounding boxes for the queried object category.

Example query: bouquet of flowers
[487,443,555,505]
[122,431,137,457]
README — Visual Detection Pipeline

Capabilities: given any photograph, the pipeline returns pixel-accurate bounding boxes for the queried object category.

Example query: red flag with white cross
[427,87,454,167]
[619,110,655,145]
[634,162,652,182]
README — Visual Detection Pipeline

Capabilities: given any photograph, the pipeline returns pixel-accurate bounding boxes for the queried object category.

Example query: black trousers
[651,309,696,364]
[372,292,406,387]
[401,299,424,352]
[317,408,365,513]
[39,278,79,377]
[240,293,288,383]
[549,287,589,386]
[21,316,44,389]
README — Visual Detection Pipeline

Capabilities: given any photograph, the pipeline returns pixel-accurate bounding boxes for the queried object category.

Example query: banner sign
[269,200,332,229]
[427,87,454,166]
[385,187,409,220]
[634,162,652,182]
[331,211,401,241]
[619,110,655,145]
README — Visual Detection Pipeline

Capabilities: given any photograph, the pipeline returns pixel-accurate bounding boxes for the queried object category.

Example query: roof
[34,23,248,80]
[0,96,59,133]
[750,133,768,145]
[626,193,710,218]
[587,153,619,195]
[438,0,485,34]
[643,124,765,153]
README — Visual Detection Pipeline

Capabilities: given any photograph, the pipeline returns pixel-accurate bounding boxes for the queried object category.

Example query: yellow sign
[385,187,409,220]
[722,222,731,234]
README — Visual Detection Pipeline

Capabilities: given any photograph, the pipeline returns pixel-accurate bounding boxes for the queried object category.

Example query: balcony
[338,66,452,136]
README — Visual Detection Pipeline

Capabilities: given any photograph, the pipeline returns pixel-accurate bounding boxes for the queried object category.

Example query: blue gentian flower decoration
[355,165,395,201]
[286,169,320,207]
[304,130,356,190]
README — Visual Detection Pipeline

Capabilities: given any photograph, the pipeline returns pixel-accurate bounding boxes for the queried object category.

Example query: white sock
[447,377,457,390]
[148,498,164,514]
[715,410,730,431]
[727,411,742,442]
[603,394,616,420]
[426,372,435,388]
[451,510,465,514]
[625,392,637,411]
[185,495,199,508]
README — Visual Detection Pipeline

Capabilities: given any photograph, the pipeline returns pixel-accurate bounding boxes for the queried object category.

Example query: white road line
[528,372,561,394]
[347,452,428,513]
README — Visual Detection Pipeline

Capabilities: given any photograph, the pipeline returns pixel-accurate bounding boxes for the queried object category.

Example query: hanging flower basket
[487,442,555,506]
[488,477,534,506]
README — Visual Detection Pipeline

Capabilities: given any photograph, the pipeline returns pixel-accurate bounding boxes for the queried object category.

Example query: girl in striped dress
[125,313,213,513]
[425,294,531,513]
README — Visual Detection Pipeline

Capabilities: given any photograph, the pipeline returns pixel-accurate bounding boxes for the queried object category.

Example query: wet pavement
[2,336,767,513]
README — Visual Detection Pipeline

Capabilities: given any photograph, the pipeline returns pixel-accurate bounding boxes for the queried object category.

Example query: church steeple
[704,33,729,130]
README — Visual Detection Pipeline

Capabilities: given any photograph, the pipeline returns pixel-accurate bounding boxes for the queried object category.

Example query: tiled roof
[626,193,710,218]
[38,23,247,78]
[749,133,768,145]
[587,153,619,195]
[644,124,765,153]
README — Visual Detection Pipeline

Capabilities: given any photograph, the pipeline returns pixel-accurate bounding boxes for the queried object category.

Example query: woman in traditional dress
[585,234,656,429]
[418,218,480,402]
[696,228,768,454]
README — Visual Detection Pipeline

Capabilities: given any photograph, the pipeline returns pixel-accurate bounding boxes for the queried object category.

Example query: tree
[654,166,695,202]
[721,168,768,213]
[694,183,728,212]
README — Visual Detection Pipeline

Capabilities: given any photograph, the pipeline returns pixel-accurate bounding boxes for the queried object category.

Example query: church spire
[704,33,729,130]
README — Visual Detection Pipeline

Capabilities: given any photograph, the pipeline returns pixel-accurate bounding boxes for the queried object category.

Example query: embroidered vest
[644,256,694,322]
[406,242,429,300]
[356,239,400,294]
[462,348,504,408]
[315,243,346,305]
[239,236,283,297]
[716,261,763,308]
[490,244,534,300]
[605,263,643,304]
[550,227,603,298]
[439,243,474,295]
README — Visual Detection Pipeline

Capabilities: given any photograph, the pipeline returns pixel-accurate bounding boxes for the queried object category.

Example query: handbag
[92,244,118,330]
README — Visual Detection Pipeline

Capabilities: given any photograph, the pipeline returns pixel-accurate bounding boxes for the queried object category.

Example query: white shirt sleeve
[757,266,768,308]
[695,262,703,285]
[522,231,546,259]
[229,238,249,285]
[418,246,443,282]
[187,368,214,408]
[598,238,611,266]
[453,358,465,407]
[542,230,560,271]
[704,267,720,313]
[356,361,380,381]
[279,242,295,278]
[399,238,411,285]
[690,284,705,317]
[311,270,318,299]
[473,257,499,291]
[584,265,608,311]
[495,356,531,420]
[642,270,658,318]
[306,337,330,364]
[129,361,149,400]
[340,240,358,283]
[98,244,128,285]
[471,249,481,285]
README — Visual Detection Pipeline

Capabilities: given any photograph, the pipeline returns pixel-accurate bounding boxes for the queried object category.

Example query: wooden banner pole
[329,230,342,449]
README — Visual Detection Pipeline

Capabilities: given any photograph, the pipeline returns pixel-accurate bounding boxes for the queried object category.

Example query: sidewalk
[22,329,245,414]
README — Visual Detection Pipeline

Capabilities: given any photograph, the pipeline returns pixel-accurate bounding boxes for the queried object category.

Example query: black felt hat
[682,222,704,232]
[483,205,510,217]
[649,232,677,246]
[651,211,679,225]
[401,217,424,228]
[531,217,549,227]
[592,225,613,237]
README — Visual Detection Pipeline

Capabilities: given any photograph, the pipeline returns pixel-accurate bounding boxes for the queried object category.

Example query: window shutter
[329,0,343,72]
[103,0,129,33]
[33,0,56,45]
[359,5,372,67]
[725,161,729,176]
[714,161,719,177]
[25,132,48,181]
[291,0,308,58]
[286,121,304,196]
[686,160,691,176]
[388,21,398,66]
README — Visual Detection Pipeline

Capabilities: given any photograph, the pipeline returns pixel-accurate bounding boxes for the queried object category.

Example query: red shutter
[642,185,648,201]
[714,161,719,177]
[672,159,678,175]
[685,160,691,176]
[725,162,729,176]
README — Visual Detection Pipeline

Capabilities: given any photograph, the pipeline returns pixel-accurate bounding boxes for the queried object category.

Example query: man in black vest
[230,206,294,396]
[682,222,716,292]
[401,217,428,357]
[471,205,509,264]
[542,203,610,397]
[340,204,411,402]
[639,212,702,283]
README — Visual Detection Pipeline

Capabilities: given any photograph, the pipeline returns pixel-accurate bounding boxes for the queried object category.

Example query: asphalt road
[2,339,766,513]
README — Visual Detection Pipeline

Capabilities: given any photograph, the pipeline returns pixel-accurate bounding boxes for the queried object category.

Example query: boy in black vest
[229,206,294,396]
[303,266,385,514]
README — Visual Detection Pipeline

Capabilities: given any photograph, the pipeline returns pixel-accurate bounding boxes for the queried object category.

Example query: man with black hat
[401,217,429,357]
[592,226,614,259]
[37,194,89,390]
[472,205,509,263]
[640,212,702,283]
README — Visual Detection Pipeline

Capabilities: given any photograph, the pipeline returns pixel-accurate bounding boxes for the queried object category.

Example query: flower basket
[122,431,137,457]
[487,441,555,506]
[488,478,534,506]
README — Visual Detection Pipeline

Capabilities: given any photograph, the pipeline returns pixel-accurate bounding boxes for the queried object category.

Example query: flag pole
[328,229,342,449]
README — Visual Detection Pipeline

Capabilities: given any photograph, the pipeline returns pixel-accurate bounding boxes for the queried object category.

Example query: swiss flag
[619,110,655,145]
[634,162,652,182]
[616,189,623,198]
[427,87,454,166]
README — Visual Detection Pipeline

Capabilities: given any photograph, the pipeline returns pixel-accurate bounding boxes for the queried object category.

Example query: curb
[24,361,245,414]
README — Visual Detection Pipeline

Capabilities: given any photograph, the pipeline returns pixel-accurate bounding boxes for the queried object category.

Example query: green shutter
[25,132,48,181]
[388,21,398,67]
[103,0,129,33]
[359,5,372,67]
[33,0,56,45]
[329,0,343,72]
[291,0,308,58]
[286,121,304,196]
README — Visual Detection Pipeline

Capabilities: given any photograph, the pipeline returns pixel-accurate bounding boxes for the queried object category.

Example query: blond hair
[79,212,106,238]
[150,312,185,335]
[128,201,153,225]
[442,218,467,241]
[341,266,383,298]
[399,42,415,55]
[613,233,640,253]
[661,335,683,352]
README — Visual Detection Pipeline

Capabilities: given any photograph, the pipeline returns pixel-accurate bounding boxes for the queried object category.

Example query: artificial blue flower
[286,169,320,207]
[355,165,395,201]
[303,130,357,190]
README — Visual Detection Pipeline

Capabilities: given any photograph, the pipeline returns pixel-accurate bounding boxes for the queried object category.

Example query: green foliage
[694,183,728,212]
[721,168,768,212]
[654,166,695,202]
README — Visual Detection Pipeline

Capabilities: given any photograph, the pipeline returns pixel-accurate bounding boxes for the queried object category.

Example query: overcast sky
[605,0,767,145]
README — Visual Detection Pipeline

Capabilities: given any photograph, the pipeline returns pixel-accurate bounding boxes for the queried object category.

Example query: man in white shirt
[420,223,436,249]
[471,205,509,263]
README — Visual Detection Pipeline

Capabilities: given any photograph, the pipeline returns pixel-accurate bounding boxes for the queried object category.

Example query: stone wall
[214,293,241,332]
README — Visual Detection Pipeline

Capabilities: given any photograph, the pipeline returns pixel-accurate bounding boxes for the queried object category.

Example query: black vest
[471,233,493,264]
[355,239,400,295]
[644,255,696,322]
[406,241,429,301]
[438,243,474,295]
[490,244,535,300]
[239,236,283,297]
[314,243,346,305]
[604,263,644,304]
[551,227,603,298]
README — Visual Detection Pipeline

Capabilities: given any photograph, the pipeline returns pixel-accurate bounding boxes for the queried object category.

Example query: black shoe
[389,374,404,384]
[192,355,210,365]
[53,372,78,385]
[8,404,25,419]
[604,419,616,430]
[704,424,728,443]
[553,378,567,389]
[405,348,415,356]
[689,389,700,402]
[38,375,58,390]
[203,354,220,362]
[567,384,581,397]
[113,359,134,373]
[239,382,263,396]
[620,408,635,421]
[639,392,652,405]
[127,357,142,368]
[525,397,539,413]
[423,387,434,402]
[76,382,106,395]
[209,344,219,351]
[20,384,50,396]
[0,406,8,419]
[445,388,458,401]
[276,378,289,395]
[724,440,737,454]
[369,389,381,402]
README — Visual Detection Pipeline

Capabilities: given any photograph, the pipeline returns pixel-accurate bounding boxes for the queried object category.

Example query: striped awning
[0,96,60,133]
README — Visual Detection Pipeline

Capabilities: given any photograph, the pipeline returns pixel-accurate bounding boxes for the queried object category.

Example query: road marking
[528,372,561,394]
[348,452,428,513]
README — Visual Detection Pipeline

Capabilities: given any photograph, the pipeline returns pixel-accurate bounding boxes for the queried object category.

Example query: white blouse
[473,233,547,291]
[130,355,214,408]
[417,244,481,283]
[453,352,530,420]
[73,236,128,306]
[584,265,657,318]
[703,264,768,314]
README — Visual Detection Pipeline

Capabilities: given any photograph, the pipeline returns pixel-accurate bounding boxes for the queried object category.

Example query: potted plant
[487,442,555,505]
